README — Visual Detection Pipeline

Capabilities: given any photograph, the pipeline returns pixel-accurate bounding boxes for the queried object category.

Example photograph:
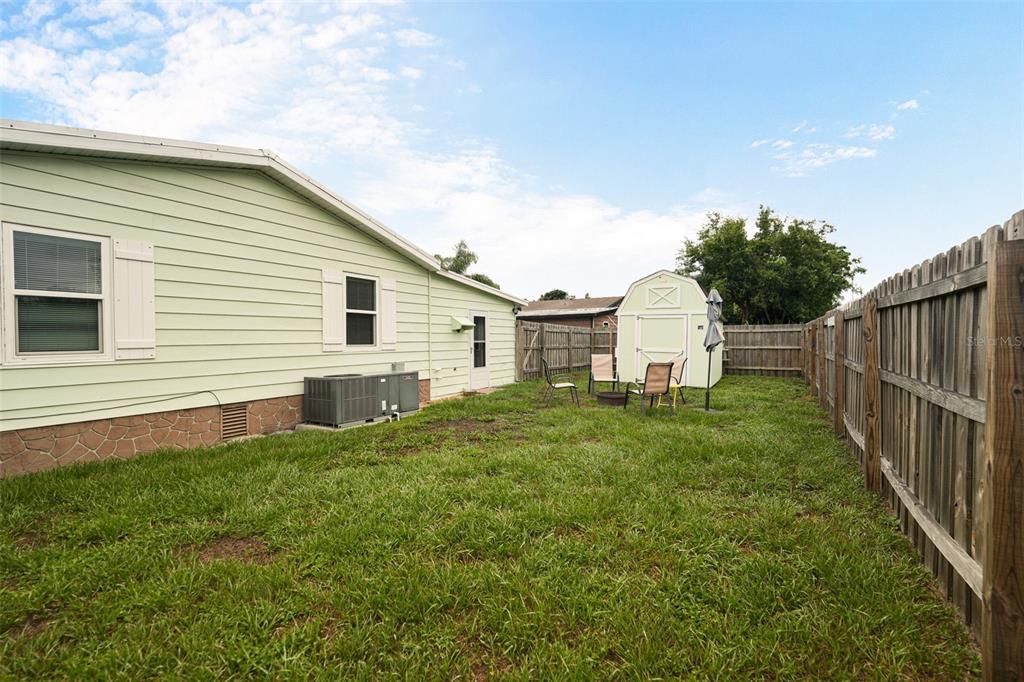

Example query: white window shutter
[381,275,398,349]
[322,269,345,352]
[113,240,156,360]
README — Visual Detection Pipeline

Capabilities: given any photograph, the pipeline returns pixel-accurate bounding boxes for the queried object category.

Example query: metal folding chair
[624,362,674,415]
[541,358,580,407]
[588,353,619,394]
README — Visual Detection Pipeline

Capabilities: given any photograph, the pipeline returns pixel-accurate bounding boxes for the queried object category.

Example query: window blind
[14,231,102,294]
[17,296,100,352]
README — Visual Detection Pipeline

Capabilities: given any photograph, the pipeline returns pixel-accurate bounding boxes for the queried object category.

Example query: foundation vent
[221,403,249,440]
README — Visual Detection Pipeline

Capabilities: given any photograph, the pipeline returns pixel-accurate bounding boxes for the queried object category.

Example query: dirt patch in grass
[5,613,50,639]
[458,633,513,681]
[194,536,278,565]
[14,530,47,550]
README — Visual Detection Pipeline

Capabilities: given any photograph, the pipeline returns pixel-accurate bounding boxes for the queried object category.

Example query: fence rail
[723,324,803,376]
[801,209,1023,681]
[515,321,617,380]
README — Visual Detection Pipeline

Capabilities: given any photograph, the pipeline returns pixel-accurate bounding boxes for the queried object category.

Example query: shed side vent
[221,404,248,440]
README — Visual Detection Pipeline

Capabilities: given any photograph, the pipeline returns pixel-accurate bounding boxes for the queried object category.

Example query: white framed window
[345,274,378,347]
[2,223,114,365]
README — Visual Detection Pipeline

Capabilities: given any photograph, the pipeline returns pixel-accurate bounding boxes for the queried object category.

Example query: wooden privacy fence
[515,321,617,380]
[723,324,803,377]
[802,210,1023,681]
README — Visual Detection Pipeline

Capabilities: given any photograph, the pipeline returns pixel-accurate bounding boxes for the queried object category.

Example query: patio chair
[657,354,687,408]
[541,358,580,407]
[624,361,674,415]
[588,353,619,394]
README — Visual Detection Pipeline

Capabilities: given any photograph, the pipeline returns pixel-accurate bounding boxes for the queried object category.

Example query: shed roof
[0,119,526,306]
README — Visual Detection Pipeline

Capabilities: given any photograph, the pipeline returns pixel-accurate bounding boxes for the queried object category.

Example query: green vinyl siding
[0,151,516,431]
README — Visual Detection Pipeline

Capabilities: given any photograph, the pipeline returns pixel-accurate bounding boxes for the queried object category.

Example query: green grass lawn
[1,376,977,679]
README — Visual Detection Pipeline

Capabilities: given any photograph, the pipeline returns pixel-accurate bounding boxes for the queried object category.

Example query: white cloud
[772,144,877,177]
[772,139,793,149]
[750,138,773,148]
[399,65,422,80]
[896,99,919,111]
[393,28,438,47]
[10,0,57,28]
[845,123,896,141]
[0,1,722,296]
[303,13,382,49]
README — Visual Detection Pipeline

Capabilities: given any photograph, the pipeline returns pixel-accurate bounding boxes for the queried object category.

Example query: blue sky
[1,1,1021,300]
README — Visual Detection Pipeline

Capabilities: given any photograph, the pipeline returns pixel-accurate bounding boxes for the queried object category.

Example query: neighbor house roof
[517,295,623,319]
[0,119,526,306]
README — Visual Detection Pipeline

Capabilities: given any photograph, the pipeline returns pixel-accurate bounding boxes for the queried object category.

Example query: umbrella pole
[705,348,712,411]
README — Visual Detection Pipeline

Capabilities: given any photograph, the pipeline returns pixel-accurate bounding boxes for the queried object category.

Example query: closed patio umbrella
[703,289,724,411]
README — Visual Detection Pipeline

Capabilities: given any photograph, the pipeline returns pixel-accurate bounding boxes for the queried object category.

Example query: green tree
[435,240,477,274]
[436,240,500,289]
[539,289,569,300]
[469,273,500,289]
[676,207,863,324]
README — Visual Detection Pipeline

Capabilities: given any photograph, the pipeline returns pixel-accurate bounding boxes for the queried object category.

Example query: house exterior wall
[615,271,722,388]
[428,274,516,397]
[0,151,513,474]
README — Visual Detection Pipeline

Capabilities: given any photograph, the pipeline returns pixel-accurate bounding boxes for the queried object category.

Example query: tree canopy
[435,240,500,289]
[538,289,569,301]
[469,273,500,289]
[676,207,864,324]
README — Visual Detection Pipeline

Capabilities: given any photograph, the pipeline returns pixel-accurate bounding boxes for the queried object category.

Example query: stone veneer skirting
[2,381,433,478]
[1,396,303,478]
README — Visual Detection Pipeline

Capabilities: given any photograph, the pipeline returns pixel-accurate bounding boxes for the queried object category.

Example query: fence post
[981,213,1024,682]
[818,319,827,411]
[834,311,845,437]
[538,324,546,373]
[515,324,523,381]
[863,296,881,493]
[809,324,817,397]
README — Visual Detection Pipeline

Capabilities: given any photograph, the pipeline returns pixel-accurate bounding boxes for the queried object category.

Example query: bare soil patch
[5,613,50,639]
[14,530,47,550]
[195,536,278,565]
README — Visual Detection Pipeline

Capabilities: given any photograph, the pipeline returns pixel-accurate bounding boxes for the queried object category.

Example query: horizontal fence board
[882,459,983,597]
[877,262,987,309]
[879,368,986,423]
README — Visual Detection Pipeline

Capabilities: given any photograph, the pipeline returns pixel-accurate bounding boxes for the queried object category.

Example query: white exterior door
[635,315,687,383]
[469,313,490,390]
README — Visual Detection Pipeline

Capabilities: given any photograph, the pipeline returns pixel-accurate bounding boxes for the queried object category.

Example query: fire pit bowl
[596,391,627,407]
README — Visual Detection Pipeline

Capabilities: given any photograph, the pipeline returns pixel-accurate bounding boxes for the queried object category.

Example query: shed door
[469,313,489,390]
[635,315,687,383]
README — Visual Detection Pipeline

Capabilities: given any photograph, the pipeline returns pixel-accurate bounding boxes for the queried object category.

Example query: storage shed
[615,270,723,388]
